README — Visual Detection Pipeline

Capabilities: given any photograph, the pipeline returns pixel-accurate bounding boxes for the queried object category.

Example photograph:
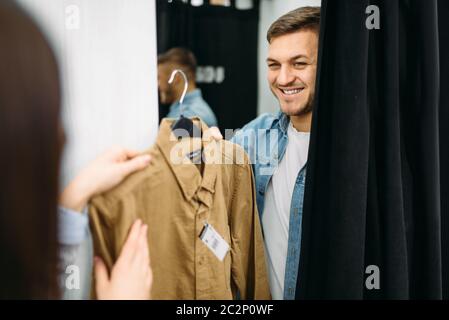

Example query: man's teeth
[281,88,302,95]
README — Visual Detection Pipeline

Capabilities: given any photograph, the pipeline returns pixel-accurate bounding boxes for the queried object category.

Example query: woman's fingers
[141,226,150,273]
[123,148,140,159]
[136,224,152,297]
[209,126,223,140]
[94,257,110,297]
[133,224,149,269]
[119,154,152,177]
[141,225,150,265]
[119,219,142,262]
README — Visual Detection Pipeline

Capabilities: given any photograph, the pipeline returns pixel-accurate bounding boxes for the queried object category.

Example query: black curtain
[156,0,259,131]
[297,0,448,299]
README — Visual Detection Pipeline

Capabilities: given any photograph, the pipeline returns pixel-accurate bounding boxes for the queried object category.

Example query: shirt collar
[170,89,202,109]
[184,88,202,101]
[156,117,217,207]
[276,111,290,134]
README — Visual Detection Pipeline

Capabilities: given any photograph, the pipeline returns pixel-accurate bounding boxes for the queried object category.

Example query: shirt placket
[193,189,215,299]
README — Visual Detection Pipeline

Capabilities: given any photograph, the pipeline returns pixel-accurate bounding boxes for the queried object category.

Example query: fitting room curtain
[297,0,448,299]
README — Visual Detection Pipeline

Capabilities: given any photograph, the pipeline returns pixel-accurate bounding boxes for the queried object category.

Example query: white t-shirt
[262,121,310,300]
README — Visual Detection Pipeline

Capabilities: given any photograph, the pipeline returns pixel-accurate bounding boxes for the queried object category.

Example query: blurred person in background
[158,47,218,127]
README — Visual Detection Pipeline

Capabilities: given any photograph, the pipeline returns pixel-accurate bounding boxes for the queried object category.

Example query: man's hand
[95,219,153,300]
[60,146,152,212]
[205,126,223,141]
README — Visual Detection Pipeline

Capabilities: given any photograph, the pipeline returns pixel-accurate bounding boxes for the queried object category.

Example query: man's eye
[268,63,279,68]
[294,62,307,67]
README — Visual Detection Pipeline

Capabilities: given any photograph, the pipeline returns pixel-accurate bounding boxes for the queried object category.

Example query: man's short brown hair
[267,6,321,43]
[158,47,197,80]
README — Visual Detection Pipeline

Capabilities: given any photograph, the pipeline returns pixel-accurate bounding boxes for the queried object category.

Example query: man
[158,47,218,127]
[229,6,320,300]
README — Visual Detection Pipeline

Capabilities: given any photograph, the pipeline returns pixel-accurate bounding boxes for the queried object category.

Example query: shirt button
[259,189,264,195]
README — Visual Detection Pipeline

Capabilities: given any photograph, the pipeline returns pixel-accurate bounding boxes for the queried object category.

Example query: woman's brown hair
[0,1,62,299]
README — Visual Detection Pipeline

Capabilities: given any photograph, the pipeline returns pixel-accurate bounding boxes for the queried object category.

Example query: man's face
[158,63,177,104]
[267,30,318,116]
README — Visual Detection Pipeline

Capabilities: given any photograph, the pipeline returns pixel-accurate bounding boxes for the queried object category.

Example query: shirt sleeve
[59,230,94,300]
[230,147,271,300]
[88,200,116,275]
[58,206,93,299]
[58,206,89,245]
[88,199,119,299]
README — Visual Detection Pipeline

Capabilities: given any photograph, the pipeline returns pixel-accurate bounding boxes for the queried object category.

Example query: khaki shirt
[89,118,271,299]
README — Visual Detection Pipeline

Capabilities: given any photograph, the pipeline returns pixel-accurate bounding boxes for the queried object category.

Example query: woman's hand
[94,219,153,300]
[60,147,152,212]
[205,126,223,140]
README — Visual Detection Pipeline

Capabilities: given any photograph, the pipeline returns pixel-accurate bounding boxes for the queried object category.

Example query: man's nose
[277,65,295,86]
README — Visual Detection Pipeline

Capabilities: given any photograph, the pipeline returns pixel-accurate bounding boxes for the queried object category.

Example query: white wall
[17,0,159,188]
[258,0,321,115]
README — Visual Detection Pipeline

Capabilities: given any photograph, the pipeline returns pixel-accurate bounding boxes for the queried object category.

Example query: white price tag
[199,223,230,261]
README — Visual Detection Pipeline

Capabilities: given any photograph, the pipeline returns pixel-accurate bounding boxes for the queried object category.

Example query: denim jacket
[231,111,306,300]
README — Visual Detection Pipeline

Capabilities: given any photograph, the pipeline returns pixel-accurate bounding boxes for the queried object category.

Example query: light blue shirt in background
[167,89,218,127]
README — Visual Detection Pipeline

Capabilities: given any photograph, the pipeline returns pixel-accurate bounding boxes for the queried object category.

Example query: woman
[0,1,152,299]
[59,147,153,300]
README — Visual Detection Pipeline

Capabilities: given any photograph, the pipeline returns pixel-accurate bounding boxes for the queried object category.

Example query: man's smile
[277,87,305,98]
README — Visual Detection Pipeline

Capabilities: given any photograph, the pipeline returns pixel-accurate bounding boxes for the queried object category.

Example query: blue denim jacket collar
[277,111,290,135]
[231,111,298,218]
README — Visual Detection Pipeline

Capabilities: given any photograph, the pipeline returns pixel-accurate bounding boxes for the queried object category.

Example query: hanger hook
[168,69,188,105]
